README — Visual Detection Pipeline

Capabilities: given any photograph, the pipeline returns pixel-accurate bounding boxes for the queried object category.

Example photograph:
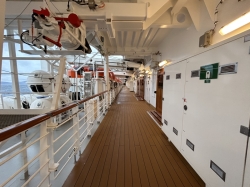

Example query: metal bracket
[49,163,59,172]
[240,125,250,137]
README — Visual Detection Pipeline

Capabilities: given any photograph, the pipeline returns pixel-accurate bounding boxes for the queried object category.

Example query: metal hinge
[162,98,164,101]
[240,125,250,137]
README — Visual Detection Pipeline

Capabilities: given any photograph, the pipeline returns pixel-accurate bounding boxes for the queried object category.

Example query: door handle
[184,105,188,111]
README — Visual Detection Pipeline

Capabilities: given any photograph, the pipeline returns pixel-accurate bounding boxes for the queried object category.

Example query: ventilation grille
[176,73,181,79]
[173,127,178,135]
[210,161,226,181]
[219,63,238,75]
[166,75,170,80]
[186,139,194,151]
[191,70,199,78]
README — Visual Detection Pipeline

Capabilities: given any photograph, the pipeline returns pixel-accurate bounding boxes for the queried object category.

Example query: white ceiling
[4,0,209,73]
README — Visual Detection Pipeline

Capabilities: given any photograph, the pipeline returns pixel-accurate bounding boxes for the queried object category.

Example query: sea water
[0,82,31,97]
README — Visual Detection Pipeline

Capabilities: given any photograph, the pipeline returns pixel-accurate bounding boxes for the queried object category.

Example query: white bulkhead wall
[159,0,250,63]
[157,1,250,187]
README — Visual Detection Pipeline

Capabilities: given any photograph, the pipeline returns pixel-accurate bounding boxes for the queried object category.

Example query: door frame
[156,68,164,114]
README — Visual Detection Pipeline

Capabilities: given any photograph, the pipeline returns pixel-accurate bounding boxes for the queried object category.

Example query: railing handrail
[0,90,108,142]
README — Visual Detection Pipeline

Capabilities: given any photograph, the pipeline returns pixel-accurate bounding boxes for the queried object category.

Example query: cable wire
[213,0,224,31]
[5,0,32,28]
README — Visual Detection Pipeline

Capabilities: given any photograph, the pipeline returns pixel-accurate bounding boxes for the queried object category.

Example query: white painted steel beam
[143,1,173,30]
[7,30,21,109]
[0,0,6,85]
[51,57,66,110]
[5,2,147,21]
[2,57,62,60]
[104,55,110,90]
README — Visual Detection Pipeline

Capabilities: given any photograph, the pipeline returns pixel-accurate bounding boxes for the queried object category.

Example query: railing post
[86,100,92,137]
[97,96,100,123]
[47,119,59,183]
[39,121,50,187]
[21,131,29,180]
[72,105,80,158]
[109,91,112,105]
[0,94,4,109]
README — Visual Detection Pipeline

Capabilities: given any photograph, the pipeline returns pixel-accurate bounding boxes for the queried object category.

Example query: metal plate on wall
[219,63,238,75]
[210,161,226,181]
[176,73,181,79]
[191,70,199,78]
[186,139,194,151]
[173,127,178,135]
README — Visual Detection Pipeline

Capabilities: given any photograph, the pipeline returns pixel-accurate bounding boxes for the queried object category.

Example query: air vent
[210,161,226,181]
[176,73,181,79]
[219,63,238,75]
[164,119,168,125]
[191,70,199,78]
[166,75,170,80]
[173,127,178,135]
[186,139,194,151]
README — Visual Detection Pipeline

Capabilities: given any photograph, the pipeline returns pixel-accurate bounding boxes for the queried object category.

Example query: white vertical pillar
[39,122,50,187]
[0,0,6,85]
[104,55,110,91]
[51,58,66,110]
[8,30,21,109]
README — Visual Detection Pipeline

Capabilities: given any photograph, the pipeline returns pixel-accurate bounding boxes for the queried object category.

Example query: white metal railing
[0,87,122,187]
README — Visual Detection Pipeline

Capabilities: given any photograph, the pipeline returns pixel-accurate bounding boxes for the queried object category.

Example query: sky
[1,42,42,82]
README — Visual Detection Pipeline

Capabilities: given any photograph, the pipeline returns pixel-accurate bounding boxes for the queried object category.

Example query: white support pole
[39,122,50,187]
[51,57,66,110]
[104,55,110,91]
[7,30,21,109]
[0,0,6,85]
[21,132,29,179]
[72,106,80,161]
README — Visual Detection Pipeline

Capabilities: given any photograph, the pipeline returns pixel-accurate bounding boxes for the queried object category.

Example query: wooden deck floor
[63,87,205,187]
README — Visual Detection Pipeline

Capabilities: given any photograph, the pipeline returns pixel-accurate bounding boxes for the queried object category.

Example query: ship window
[30,85,45,92]
[36,85,45,92]
[30,85,37,92]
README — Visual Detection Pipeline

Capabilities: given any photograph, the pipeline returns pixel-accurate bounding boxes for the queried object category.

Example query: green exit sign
[200,63,219,80]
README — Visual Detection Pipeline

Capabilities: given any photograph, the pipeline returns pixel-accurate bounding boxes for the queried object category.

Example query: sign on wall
[200,63,219,83]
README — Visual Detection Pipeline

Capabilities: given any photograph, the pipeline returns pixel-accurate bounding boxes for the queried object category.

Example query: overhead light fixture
[219,11,250,35]
[159,60,167,67]
[139,64,145,71]
[145,70,149,73]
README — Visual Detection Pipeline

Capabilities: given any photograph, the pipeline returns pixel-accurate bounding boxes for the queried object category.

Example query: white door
[162,61,187,151]
[181,38,250,187]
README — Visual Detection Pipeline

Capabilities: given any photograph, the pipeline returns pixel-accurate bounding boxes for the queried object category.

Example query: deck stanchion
[39,121,50,187]
[72,105,80,160]
[21,131,29,180]
[47,119,59,182]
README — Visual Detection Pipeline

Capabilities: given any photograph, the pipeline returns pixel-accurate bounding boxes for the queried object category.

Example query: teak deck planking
[63,87,205,187]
